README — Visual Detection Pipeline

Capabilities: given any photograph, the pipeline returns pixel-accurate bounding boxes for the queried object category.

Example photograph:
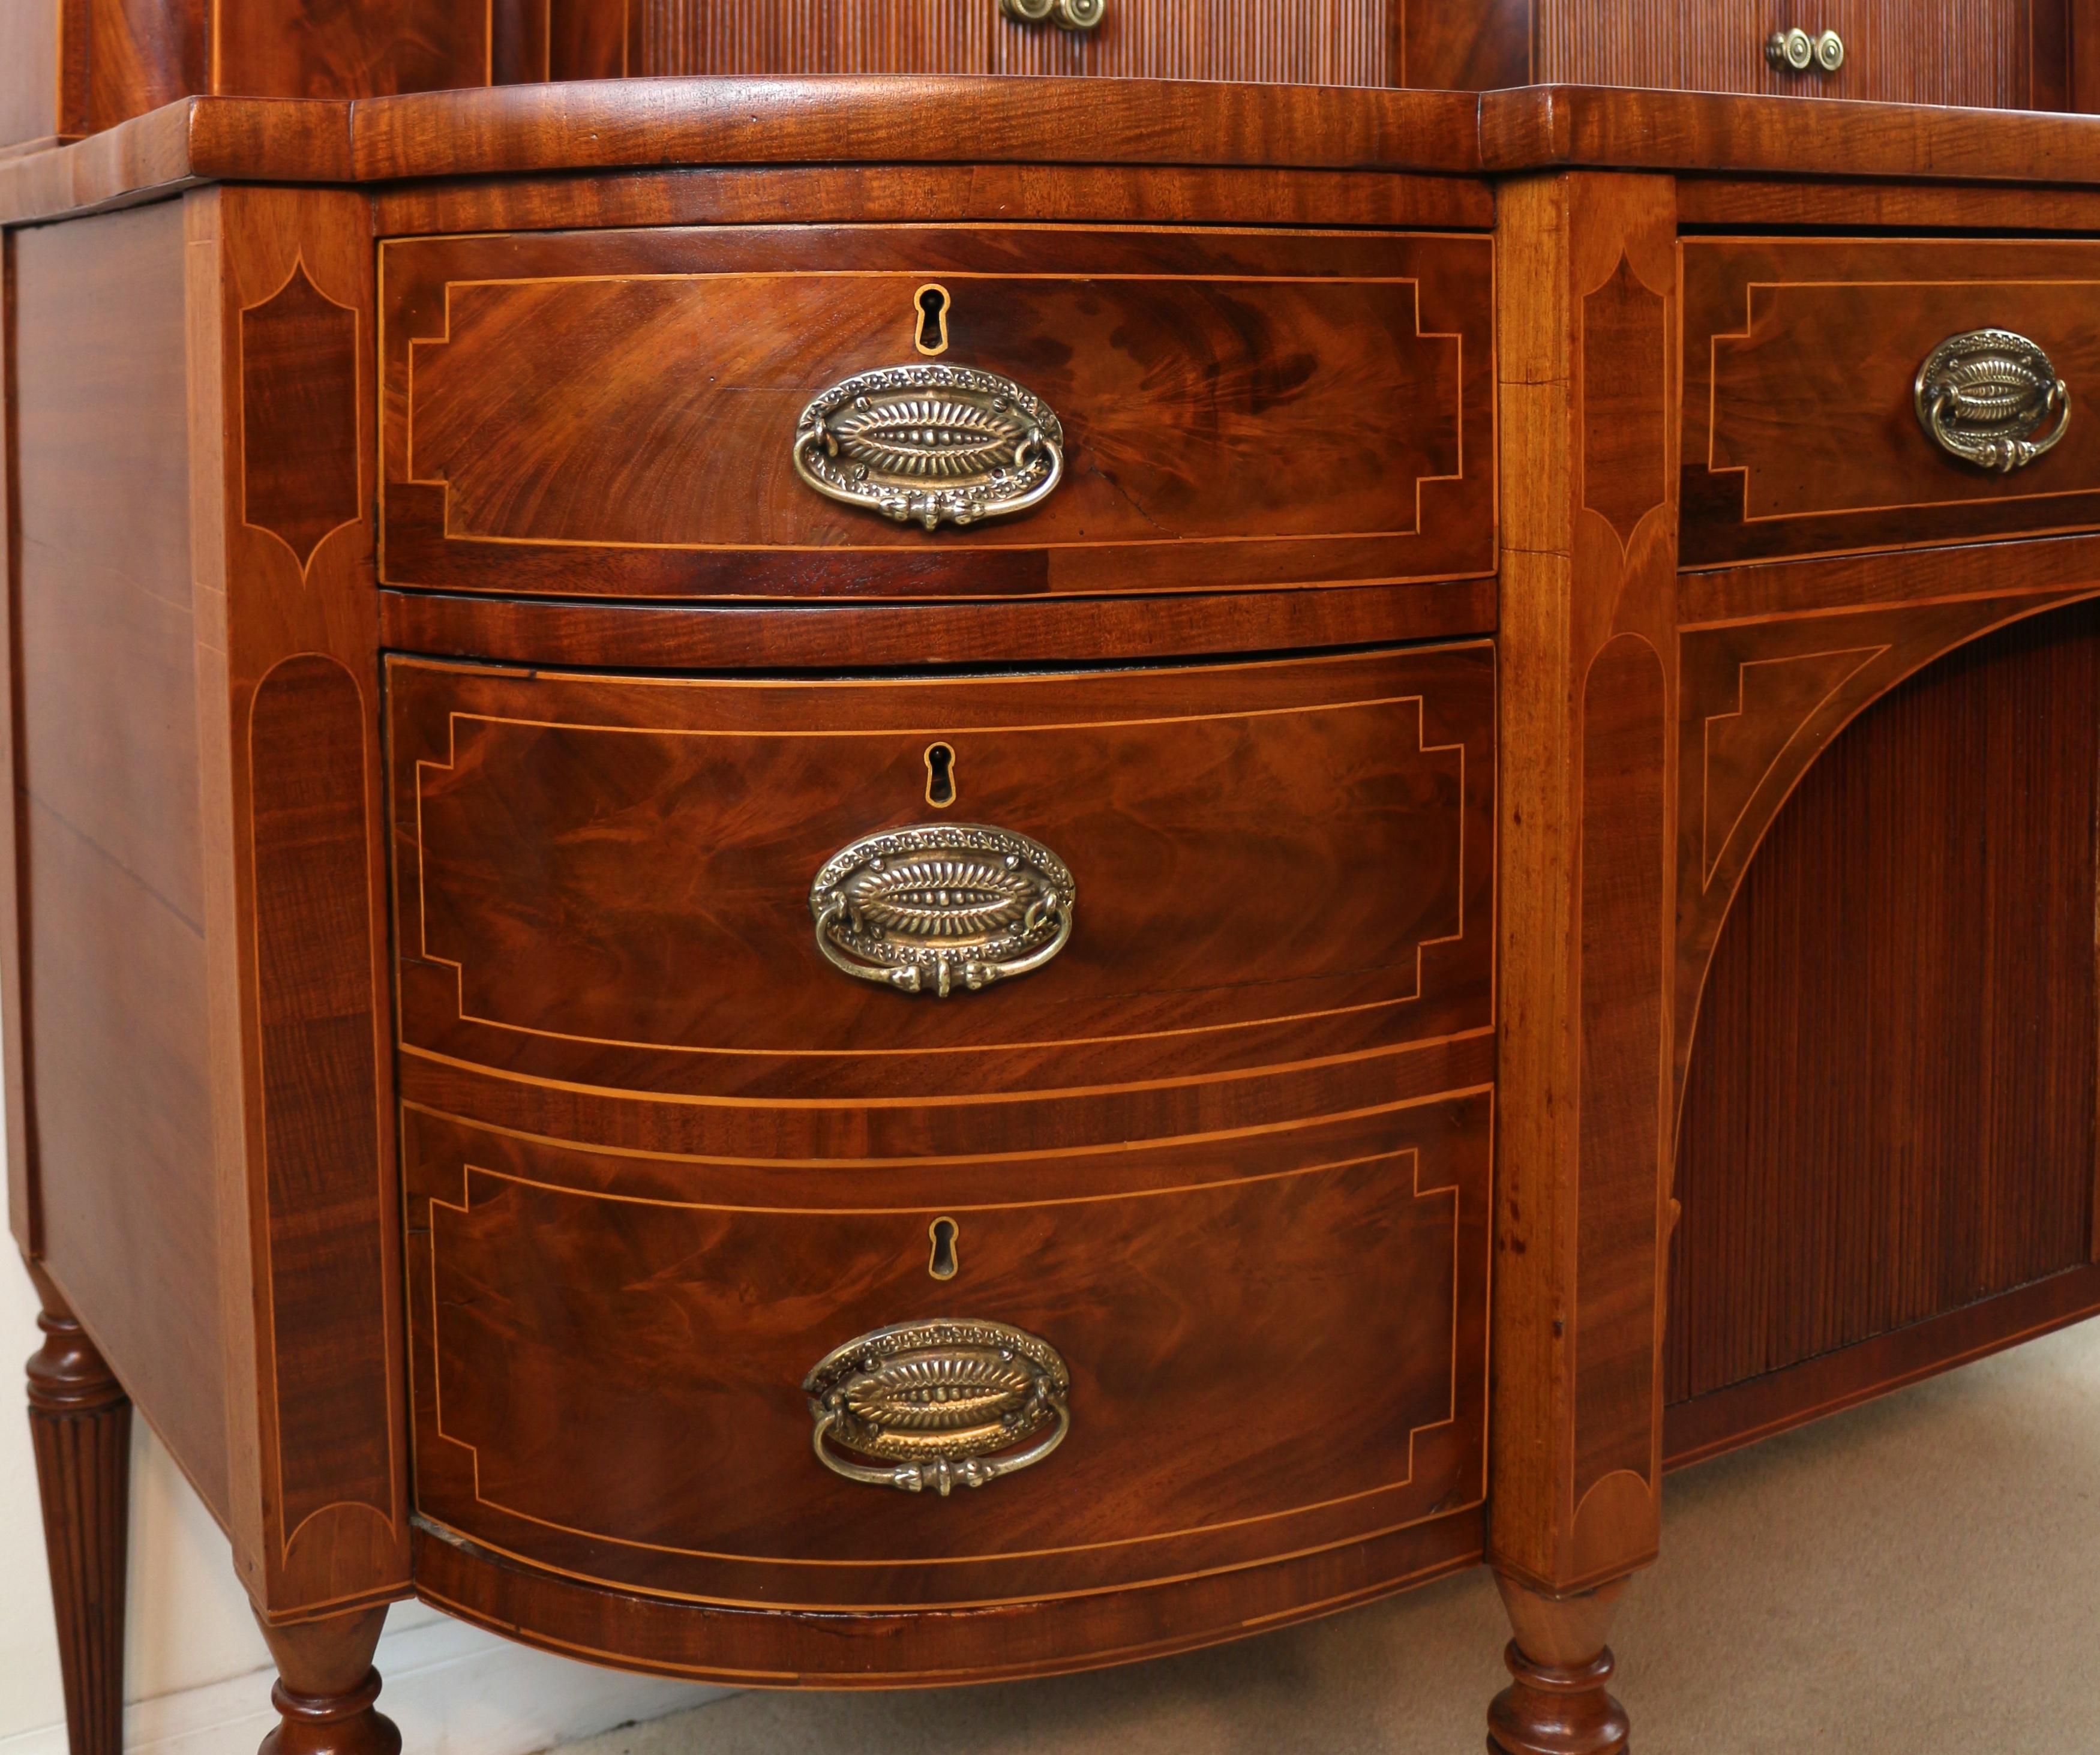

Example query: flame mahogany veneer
[10,74,2100,1755]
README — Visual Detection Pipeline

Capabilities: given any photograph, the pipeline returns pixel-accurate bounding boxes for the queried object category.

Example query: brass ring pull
[808,823,1075,998]
[791,362,1065,532]
[803,1319,1073,1496]
[1915,329,2071,472]
[1000,0,1105,30]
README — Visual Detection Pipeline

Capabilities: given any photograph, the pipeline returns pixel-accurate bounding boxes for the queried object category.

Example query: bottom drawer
[405,1093,1490,1610]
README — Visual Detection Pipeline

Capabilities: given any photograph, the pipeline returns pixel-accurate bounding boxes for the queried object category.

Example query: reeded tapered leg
[23,1262,131,1755]
[258,1606,399,1755]
[1487,1576,1631,1755]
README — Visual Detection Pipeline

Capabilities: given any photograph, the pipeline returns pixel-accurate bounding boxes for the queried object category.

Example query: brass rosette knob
[791,362,1065,532]
[999,0,1105,30]
[803,1319,1073,1496]
[1915,329,2071,472]
[808,822,1075,998]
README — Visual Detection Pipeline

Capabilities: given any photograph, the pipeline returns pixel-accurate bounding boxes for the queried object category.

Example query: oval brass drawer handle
[803,1319,1073,1496]
[791,362,1065,531]
[1915,329,2071,472]
[1000,0,1106,31]
[809,822,1075,998]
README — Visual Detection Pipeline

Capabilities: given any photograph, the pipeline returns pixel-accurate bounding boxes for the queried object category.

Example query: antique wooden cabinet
[14,62,2100,1755]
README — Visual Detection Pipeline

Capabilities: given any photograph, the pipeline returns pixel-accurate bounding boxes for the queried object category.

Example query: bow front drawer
[379,224,1493,599]
[386,644,1494,1104]
[403,1094,1489,1613]
[1684,238,2100,566]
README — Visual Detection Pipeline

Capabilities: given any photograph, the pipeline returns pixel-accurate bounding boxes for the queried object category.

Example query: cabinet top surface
[7,76,2100,227]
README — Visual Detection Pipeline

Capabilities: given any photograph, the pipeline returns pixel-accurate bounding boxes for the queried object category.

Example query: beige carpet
[552,1321,2100,1754]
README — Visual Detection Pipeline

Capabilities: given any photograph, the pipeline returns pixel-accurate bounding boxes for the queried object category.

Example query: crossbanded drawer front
[379,225,1493,599]
[1684,238,2100,566]
[403,1094,1489,1609]
[386,644,1495,1103]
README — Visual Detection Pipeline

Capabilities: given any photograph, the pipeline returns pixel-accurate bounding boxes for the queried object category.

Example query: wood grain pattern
[626,0,1389,83]
[1685,236,2100,567]
[1492,172,1678,1611]
[11,198,229,1520]
[1571,635,1667,1519]
[415,1505,1484,1687]
[379,581,1499,674]
[215,2,490,107]
[1477,83,2100,182]
[388,646,1496,1105]
[405,1094,1489,1612]
[368,161,1498,240]
[1396,0,1530,91]
[240,263,358,574]
[380,224,1492,601]
[1670,604,2100,1414]
[257,1606,399,1755]
[250,656,395,1581]
[191,185,409,1617]
[40,80,2100,232]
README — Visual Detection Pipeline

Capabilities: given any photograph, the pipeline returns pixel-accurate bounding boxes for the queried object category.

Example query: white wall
[2,1194,721,1752]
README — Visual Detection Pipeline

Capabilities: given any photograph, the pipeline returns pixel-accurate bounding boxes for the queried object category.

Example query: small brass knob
[1000,0,1105,31]
[1766,27,1844,74]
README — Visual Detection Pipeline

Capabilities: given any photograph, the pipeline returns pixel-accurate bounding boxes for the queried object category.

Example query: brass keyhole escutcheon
[924,742,957,808]
[927,1217,961,1280]
[914,284,950,356]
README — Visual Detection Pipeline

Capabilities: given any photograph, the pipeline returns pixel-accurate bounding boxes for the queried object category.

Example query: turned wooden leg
[1486,1576,1631,1755]
[23,1263,131,1755]
[258,1606,400,1755]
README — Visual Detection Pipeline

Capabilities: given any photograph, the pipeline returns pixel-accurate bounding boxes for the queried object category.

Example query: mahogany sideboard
[11,77,2100,1755]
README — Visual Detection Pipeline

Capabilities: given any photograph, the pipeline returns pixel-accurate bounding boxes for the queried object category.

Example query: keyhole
[914,283,950,356]
[927,1217,960,1280]
[924,742,957,808]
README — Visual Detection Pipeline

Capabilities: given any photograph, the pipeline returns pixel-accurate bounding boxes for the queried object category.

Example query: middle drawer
[388,644,1495,1106]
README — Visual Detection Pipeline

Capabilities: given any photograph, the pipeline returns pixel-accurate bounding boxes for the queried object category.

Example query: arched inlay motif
[251,655,397,1565]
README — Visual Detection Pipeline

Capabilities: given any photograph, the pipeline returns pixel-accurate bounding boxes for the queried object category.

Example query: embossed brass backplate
[808,821,1075,998]
[790,362,1065,531]
[803,1318,1073,1496]
[1915,328,2071,472]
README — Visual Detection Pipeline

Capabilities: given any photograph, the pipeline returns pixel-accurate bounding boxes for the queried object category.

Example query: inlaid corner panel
[386,644,1495,1108]
[401,1091,1489,1609]
[1682,237,2100,566]
[378,226,1493,599]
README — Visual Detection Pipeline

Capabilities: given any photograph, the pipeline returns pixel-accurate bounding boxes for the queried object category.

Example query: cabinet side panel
[12,198,228,1521]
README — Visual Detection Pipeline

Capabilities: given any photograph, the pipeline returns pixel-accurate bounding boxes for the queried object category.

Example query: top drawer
[379,225,1493,600]
[1685,238,2100,567]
